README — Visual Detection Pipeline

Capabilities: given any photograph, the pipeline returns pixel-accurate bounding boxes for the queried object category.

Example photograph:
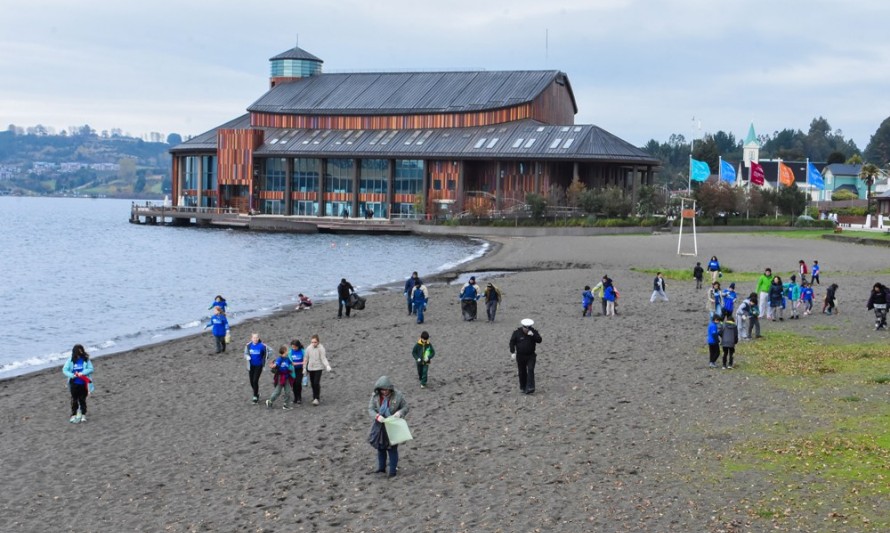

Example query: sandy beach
[1,232,887,532]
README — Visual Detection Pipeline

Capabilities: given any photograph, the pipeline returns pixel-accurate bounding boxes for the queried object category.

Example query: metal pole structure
[692,200,698,256]
[677,197,685,255]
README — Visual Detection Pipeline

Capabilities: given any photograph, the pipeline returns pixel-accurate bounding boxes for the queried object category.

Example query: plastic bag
[302,375,309,387]
[383,417,413,445]
[225,331,232,343]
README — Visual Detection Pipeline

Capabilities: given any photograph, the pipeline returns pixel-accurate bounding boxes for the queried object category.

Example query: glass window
[360,160,388,194]
[394,160,423,195]
[261,199,285,215]
[512,138,525,148]
[549,138,563,149]
[326,159,354,194]
[262,158,287,192]
[473,138,487,149]
[201,155,216,191]
[293,200,317,216]
[486,138,499,148]
[524,139,536,148]
[293,158,320,192]
[184,156,198,189]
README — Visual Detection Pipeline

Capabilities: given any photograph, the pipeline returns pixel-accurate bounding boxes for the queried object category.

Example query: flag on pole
[720,159,736,184]
[750,162,765,186]
[807,162,824,190]
[778,161,795,187]
[690,158,711,182]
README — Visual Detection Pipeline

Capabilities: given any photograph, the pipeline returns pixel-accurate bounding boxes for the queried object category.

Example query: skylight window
[381,130,399,145]
[416,130,434,145]
[474,138,487,149]
[563,138,575,149]
[549,138,563,149]
[574,126,582,132]
[524,139,536,148]
[512,138,525,148]
[368,130,387,145]
[536,127,545,132]
[404,130,422,145]
[561,127,570,132]
[486,138,499,148]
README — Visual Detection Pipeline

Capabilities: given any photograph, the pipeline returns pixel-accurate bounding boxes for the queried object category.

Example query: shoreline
[3,232,888,531]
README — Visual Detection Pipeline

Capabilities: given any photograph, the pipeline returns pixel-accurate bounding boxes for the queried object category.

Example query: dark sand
[1,233,887,532]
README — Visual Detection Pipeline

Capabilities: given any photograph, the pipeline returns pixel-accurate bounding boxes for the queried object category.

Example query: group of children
[581,275,619,317]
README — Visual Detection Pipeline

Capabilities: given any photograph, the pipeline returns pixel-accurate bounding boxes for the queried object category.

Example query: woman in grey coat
[368,376,409,477]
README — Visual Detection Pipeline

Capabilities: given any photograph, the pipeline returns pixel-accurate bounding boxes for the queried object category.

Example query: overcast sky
[2,0,889,150]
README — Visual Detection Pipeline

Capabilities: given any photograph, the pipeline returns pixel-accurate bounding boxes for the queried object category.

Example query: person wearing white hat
[509,318,542,394]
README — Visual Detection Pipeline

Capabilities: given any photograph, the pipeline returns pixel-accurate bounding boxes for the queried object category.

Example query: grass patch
[713,332,890,530]
[811,324,840,331]
[753,229,833,239]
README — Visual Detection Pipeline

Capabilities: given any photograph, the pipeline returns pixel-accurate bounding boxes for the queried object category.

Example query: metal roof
[173,118,658,165]
[269,46,323,63]
[247,70,576,116]
[171,114,251,151]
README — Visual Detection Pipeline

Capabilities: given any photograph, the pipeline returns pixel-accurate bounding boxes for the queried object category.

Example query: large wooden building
[170,46,659,218]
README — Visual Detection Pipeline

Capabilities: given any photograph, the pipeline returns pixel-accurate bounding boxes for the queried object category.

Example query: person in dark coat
[337,278,355,318]
[509,318,543,394]
[866,282,889,330]
[459,276,480,321]
[403,272,421,315]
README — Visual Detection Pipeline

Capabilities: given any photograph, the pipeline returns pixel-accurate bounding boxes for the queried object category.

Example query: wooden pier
[129,203,414,234]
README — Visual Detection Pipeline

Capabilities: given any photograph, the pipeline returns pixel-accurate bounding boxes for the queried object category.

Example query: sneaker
[727,365,733,369]
[312,399,319,406]
[252,396,258,404]
[265,399,272,408]
[722,366,727,369]
[69,415,79,423]
[296,400,302,405]
[282,405,292,410]
[709,363,717,368]
[420,384,426,389]
[79,415,87,423]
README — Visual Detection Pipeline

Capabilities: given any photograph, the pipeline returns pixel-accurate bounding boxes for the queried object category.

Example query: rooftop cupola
[269,45,323,88]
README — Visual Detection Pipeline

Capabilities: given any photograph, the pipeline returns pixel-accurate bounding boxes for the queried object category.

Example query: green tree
[134,170,147,194]
[859,163,881,214]
[693,179,735,217]
[826,151,846,164]
[864,116,890,166]
[166,133,182,146]
[118,157,137,182]
[763,184,807,217]
[525,193,546,219]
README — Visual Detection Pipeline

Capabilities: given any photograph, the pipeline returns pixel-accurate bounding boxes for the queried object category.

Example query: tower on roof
[269,45,323,88]
[743,122,760,168]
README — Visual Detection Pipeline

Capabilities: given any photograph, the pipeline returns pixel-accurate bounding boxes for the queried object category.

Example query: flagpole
[688,154,692,195]
[718,156,723,182]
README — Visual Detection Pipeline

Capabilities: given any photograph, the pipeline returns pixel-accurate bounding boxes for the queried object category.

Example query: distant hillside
[0,128,177,198]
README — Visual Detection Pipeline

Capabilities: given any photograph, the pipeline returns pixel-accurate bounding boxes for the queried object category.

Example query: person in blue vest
[459,276,481,321]
[266,346,295,410]
[411,278,429,324]
[403,272,421,315]
[208,295,227,312]
[707,315,722,368]
[722,283,737,318]
[581,285,594,317]
[244,333,268,404]
[204,306,230,354]
[288,339,306,405]
[62,344,94,423]
[707,256,721,283]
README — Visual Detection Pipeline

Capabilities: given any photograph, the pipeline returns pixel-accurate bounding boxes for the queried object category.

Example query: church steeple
[743,122,760,168]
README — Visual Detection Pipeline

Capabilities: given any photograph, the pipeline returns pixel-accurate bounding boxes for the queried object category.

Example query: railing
[130,202,240,216]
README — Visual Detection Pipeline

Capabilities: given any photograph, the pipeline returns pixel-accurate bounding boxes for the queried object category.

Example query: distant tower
[742,122,760,168]
[269,45,323,88]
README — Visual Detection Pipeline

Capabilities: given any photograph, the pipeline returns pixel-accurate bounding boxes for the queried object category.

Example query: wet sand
[1,233,886,532]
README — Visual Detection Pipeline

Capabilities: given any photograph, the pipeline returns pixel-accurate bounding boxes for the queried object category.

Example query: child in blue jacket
[204,306,230,353]
[266,346,295,410]
[707,315,722,368]
[581,285,594,317]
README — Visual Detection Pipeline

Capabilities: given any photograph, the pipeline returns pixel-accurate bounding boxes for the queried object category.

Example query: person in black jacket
[866,282,889,330]
[337,278,355,318]
[509,318,543,394]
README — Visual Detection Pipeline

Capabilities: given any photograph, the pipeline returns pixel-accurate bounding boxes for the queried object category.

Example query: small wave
[0,351,69,375]
[176,320,203,330]
[435,240,489,273]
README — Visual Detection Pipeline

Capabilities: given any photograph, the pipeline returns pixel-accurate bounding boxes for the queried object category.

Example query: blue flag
[720,160,736,183]
[691,159,711,182]
[807,162,824,190]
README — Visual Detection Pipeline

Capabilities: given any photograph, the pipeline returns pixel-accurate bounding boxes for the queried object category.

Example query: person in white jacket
[303,334,332,405]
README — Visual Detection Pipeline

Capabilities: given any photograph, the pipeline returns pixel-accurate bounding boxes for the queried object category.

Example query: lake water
[0,197,486,378]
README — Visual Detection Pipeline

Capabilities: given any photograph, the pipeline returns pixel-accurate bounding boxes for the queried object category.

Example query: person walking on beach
[581,285,594,317]
[509,318,543,394]
[707,256,721,283]
[722,283,738,318]
[403,272,421,315]
[592,276,611,316]
[459,276,480,321]
[62,344,94,423]
[412,331,435,388]
[410,278,429,324]
[785,275,802,319]
[604,283,617,317]
[266,346,295,410]
[720,315,739,369]
[708,281,723,319]
[650,272,668,303]
[798,260,809,284]
[484,282,502,322]
[693,262,704,290]
[368,376,409,477]
[209,295,227,313]
[288,339,306,404]
[822,283,839,315]
[303,334,332,405]
[756,268,773,320]
[811,260,821,285]
[801,281,815,315]
[244,333,268,404]
[866,282,889,330]
[204,306,230,354]
[707,315,722,368]
[743,293,761,339]
[337,278,355,319]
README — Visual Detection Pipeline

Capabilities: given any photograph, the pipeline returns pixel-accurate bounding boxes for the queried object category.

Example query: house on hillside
[821,164,865,199]
[169,45,660,217]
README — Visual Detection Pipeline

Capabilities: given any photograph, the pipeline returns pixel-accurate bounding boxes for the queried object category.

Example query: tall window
[360,159,388,194]
[184,156,198,190]
[293,158,320,192]
[326,159,354,193]
[201,155,216,191]
[394,160,423,194]
[263,158,287,192]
